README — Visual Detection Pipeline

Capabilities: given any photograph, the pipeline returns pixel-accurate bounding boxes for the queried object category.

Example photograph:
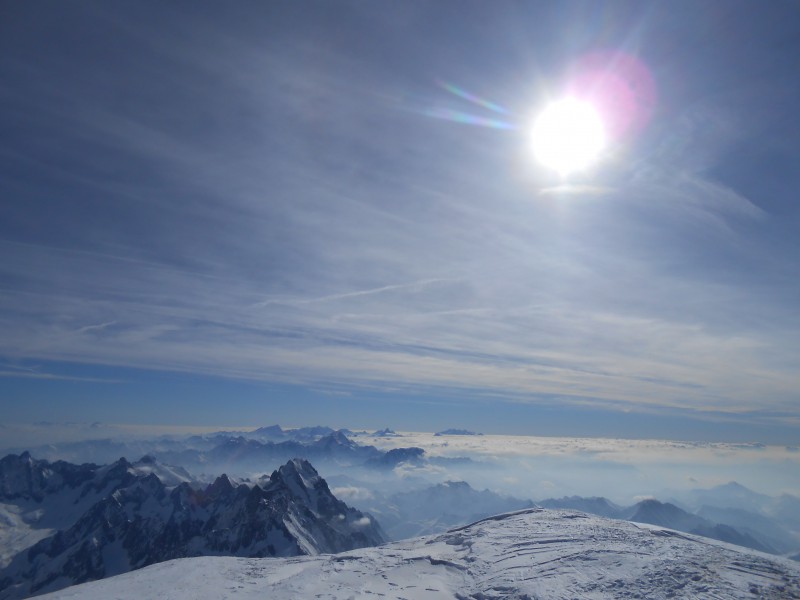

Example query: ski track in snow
[39,508,800,600]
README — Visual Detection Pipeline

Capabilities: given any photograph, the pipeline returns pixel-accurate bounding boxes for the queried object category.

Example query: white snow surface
[0,503,52,568]
[40,508,800,599]
[128,457,195,487]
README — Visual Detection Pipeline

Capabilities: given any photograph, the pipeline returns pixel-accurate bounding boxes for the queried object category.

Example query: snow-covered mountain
[434,428,483,436]
[364,446,425,470]
[0,453,195,513]
[679,481,774,513]
[671,481,800,537]
[16,430,428,477]
[4,437,216,468]
[697,504,800,554]
[770,494,800,533]
[372,428,401,437]
[0,457,384,599]
[0,452,195,568]
[538,495,625,518]
[540,495,790,555]
[36,508,800,599]
[624,498,773,553]
[7,426,367,468]
[200,431,410,471]
[378,480,533,540]
[249,425,356,443]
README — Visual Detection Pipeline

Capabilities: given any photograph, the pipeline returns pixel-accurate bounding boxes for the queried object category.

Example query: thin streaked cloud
[1,2,798,440]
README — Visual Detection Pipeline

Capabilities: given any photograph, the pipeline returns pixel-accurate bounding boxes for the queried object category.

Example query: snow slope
[39,508,800,599]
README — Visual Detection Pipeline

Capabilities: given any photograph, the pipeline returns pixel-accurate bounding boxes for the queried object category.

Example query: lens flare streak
[406,80,514,129]
[437,80,511,115]
[422,107,514,130]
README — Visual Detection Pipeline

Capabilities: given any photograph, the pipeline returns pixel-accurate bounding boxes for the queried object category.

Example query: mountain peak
[315,430,355,448]
[253,424,284,435]
[111,456,131,468]
[372,428,399,437]
[278,458,320,483]
[207,473,235,497]
[265,459,332,514]
[442,480,472,490]
[713,481,760,495]
[365,446,425,470]
[331,429,351,442]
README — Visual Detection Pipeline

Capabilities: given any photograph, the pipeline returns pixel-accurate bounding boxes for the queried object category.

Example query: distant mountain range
[538,493,799,557]
[0,453,384,599]
[8,429,428,475]
[249,425,357,442]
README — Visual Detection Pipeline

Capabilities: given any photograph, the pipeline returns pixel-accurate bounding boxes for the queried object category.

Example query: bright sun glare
[532,97,606,176]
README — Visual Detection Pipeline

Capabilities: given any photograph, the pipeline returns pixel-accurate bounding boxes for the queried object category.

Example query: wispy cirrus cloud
[0,363,122,383]
[0,370,122,383]
[1,2,798,437]
[253,279,457,308]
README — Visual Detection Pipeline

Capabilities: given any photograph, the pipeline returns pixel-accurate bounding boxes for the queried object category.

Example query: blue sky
[1,1,799,442]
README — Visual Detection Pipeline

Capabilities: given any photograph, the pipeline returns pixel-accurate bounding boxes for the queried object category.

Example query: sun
[531,97,606,176]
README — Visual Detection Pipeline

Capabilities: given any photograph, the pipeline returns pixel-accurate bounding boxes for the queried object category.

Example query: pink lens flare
[566,51,657,142]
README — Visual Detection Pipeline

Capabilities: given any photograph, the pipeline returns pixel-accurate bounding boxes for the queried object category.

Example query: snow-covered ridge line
[38,508,800,599]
